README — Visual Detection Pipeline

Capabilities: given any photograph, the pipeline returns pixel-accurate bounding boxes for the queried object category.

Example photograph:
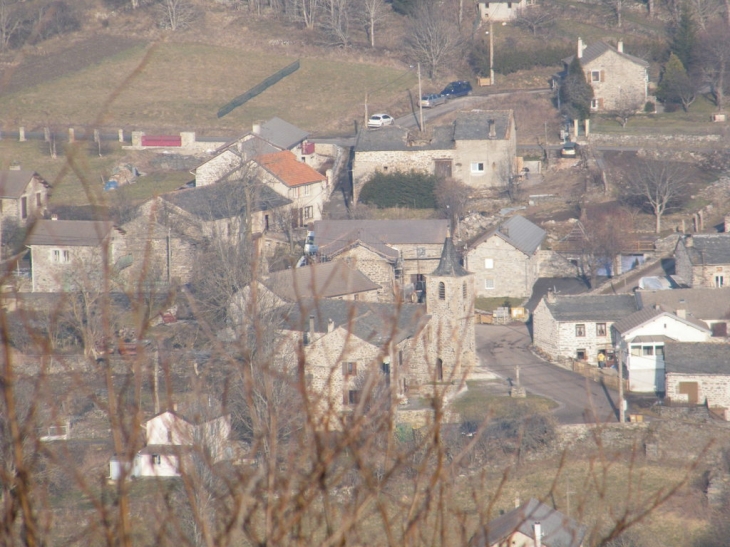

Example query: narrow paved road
[475,324,620,424]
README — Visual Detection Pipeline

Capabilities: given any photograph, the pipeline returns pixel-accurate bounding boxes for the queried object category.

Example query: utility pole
[489,18,495,85]
[544,121,549,167]
[566,477,575,517]
[618,346,625,423]
[417,62,424,132]
[364,92,369,127]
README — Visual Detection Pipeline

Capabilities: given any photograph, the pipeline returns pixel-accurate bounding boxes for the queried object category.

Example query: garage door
[629,369,664,393]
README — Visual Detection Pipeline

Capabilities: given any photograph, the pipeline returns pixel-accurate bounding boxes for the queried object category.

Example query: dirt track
[0,34,140,95]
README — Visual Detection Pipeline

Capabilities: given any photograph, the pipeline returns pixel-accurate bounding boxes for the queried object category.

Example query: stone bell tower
[425,238,476,382]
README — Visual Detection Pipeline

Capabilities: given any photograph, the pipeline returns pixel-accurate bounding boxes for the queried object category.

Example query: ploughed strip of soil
[0,35,141,95]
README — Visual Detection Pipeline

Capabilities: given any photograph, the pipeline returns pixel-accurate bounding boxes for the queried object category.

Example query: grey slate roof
[432,238,470,277]
[468,215,545,256]
[163,183,291,221]
[354,110,512,152]
[563,41,649,68]
[27,220,114,247]
[282,298,427,346]
[313,220,449,246]
[257,117,309,150]
[0,170,47,199]
[318,228,400,261]
[469,498,587,547]
[264,261,380,301]
[636,288,730,322]
[545,294,637,322]
[665,342,730,375]
[678,234,730,266]
[613,305,710,335]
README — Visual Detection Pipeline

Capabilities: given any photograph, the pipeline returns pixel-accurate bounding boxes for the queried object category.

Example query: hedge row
[469,43,574,76]
[358,170,437,209]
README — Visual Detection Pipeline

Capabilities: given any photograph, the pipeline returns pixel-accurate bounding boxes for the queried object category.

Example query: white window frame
[590,98,599,111]
[303,206,314,220]
[484,278,495,290]
[484,258,494,269]
[715,274,725,288]
[51,249,71,264]
[471,162,485,174]
[302,184,311,196]
[591,70,601,82]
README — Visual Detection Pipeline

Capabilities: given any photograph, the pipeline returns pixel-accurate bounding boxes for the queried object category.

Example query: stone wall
[337,246,396,302]
[584,49,647,112]
[532,299,560,359]
[666,373,730,410]
[0,174,49,225]
[536,250,580,277]
[465,234,538,298]
[587,133,726,148]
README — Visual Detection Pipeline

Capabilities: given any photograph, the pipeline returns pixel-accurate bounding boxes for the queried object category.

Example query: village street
[474,324,620,424]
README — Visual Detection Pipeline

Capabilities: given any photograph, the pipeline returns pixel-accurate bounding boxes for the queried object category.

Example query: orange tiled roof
[256,151,326,187]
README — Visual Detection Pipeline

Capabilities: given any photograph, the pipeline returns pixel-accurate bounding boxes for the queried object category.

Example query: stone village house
[532,292,637,365]
[270,238,476,426]
[637,287,730,339]
[351,110,517,204]
[477,0,528,22]
[675,233,730,289]
[463,215,546,299]
[664,343,730,412]
[193,117,309,187]
[560,38,649,113]
[0,168,50,225]
[314,219,450,302]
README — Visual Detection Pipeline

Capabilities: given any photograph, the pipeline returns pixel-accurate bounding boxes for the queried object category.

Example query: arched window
[438,282,445,300]
[462,282,467,299]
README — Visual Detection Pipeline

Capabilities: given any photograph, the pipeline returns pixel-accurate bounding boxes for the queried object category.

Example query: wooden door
[678,382,699,404]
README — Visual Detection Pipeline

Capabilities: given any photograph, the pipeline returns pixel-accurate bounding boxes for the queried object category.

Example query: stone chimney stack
[533,522,542,547]
[546,289,557,304]
[724,214,730,233]
[577,37,584,59]
[617,39,624,53]
[252,122,262,135]
[685,234,694,248]
[488,119,496,138]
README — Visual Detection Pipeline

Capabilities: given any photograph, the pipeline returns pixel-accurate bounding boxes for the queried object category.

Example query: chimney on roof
[488,119,496,138]
[685,234,694,248]
[514,494,521,508]
[9,164,20,171]
[546,288,556,304]
[676,309,686,319]
[252,122,262,135]
[501,225,509,237]
[533,522,542,547]
[617,39,624,53]
[724,214,730,233]
[577,37,584,59]
[327,318,334,333]
[309,314,315,338]
[51,214,58,221]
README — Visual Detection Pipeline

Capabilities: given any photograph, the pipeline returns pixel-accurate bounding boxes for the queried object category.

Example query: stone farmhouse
[469,498,587,547]
[351,110,517,203]
[0,168,50,225]
[275,238,476,426]
[193,117,308,187]
[129,410,231,478]
[251,151,329,227]
[613,305,711,393]
[151,182,292,245]
[637,287,730,338]
[560,38,649,113]
[674,233,730,288]
[26,219,118,293]
[477,0,528,22]
[463,215,546,298]
[314,219,450,300]
[231,261,382,324]
[664,343,730,411]
[532,292,637,365]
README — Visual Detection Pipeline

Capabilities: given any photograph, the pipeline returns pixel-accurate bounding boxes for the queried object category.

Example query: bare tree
[320,0,353,47]
[157,0,198,30]
[403,0,463,79]
[0,0,23,51]
[357,0,389,48]
[434,177,471,237]
[698,21,730,110]
[619,159,690,233]
[602,0,624,27]
[513,2,557,35]
[609,94,645,128]
[576,207,635,287]
[688,0,723,29]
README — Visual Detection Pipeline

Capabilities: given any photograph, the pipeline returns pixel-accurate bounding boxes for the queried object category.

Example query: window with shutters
[342,362,357,376]
[591,99,599,110]
[438,282,445,299]
[591,70,601,82]
[348,390,361,405]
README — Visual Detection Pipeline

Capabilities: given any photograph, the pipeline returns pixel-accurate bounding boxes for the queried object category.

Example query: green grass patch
[453,381,557,423]
[475,296,525,312]
[0,42,417,135]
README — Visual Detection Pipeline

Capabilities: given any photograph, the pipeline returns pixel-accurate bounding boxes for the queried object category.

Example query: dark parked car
[440,80,472,98]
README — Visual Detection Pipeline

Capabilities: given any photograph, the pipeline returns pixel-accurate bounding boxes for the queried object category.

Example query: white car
[367,113,394,128]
